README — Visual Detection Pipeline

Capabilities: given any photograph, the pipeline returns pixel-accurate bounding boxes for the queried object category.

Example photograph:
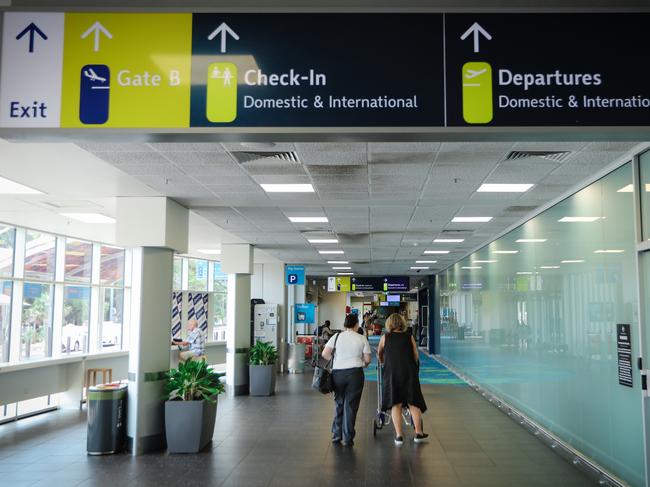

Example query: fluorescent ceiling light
[318,250,344,254]
[477,183,534,193]
[561,260,585,263]
[197,249,222,255]
[260,183,314,193]
[416,260,437,264]
[60,213,115,224]
[327,260,348,264]
[540,266,561,269]
[594,249,625,253]
[452,216,493,223]
[0,176,43,194]
[433,238,464,243]
[332,266,351,270]
[617,184,650,193]
[472,260,497,263]
[558,216,601,222]
[308,239,338,244]
[337,272,354,275]
[516,271,533,275]
[411,266,429,270]
[424,250,450,254]
[289,216,328,223]
[493,250,519,254]
[462,266,482,269]
[516,239,547,243]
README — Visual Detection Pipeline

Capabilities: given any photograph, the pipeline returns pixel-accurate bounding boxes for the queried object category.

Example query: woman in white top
[322,313,371,446]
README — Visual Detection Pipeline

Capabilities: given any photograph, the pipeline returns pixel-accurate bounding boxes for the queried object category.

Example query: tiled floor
[0,370,595,487]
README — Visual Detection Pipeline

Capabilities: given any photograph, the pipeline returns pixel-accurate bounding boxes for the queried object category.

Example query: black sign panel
[191,14,444,127]
[446,14,650,126]
[401,293,418,302]
[384,276,410,292]
[617,323,633,388]
[351,277,383,292]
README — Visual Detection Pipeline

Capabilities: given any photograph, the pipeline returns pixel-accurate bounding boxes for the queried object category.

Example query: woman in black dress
[377,313,428,445]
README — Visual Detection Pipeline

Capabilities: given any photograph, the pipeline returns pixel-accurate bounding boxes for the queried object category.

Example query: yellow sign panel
[61,13,192,128]
[206,62,238,123]
[462,61,493,124]
[335,277,351,292]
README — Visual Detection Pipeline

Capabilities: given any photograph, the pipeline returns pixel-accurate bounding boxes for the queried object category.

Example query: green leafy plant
[249,341,278,366]
[165,360,225,402]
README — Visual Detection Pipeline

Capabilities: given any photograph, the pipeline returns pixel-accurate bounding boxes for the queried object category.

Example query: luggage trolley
[373,361,416,437]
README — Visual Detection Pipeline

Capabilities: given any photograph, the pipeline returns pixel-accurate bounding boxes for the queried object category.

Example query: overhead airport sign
[2,12,650,128]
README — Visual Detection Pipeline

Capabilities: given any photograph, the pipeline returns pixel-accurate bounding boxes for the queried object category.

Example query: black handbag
[312,333,339,394]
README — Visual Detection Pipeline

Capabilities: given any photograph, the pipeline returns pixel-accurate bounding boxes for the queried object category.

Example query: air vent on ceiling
[505,150,572,163]
[504,205,538,213]
[230,151,300,164]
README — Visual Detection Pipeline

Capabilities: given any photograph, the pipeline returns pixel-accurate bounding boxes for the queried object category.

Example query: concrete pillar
[116,197,189,455]
[221,244,253,396]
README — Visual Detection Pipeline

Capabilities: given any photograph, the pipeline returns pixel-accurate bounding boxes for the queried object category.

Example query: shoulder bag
[312,333,339,394]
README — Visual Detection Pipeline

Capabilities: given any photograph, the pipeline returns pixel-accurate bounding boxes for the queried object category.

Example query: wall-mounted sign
[327,276,350,292]
[4,12,650,129]
[295,303,315,324]
[285,265,305,285]
[617,324,633,388]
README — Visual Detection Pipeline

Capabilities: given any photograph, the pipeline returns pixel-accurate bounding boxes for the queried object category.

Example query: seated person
[172,319,206,362]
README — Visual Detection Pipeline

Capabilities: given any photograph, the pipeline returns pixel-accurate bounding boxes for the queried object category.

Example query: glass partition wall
[439,162,645,486]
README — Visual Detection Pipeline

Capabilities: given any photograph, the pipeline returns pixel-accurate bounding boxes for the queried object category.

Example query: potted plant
[249,341,278,396]
[164,360,225,453]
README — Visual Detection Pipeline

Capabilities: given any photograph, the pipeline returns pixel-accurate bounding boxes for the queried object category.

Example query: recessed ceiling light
[332,266,351,270]
[337,272,354,276]
[477,183,534,193]
[516,271,533,275]
[308,239,338,244]
[411,266,429,270]
[424,250,450,254]
[558,216,601,222]
[594,249,625,253]
[197,249,222,255]
[60,213,115,223]
[472,260,497,263]
[318,250,344,254]
[540,266,561,269]
[452,217,493,223]
[462,266,482,269]
[0,175,43,195]
[561,260,585,263]
[516,239,547,243]
[433,238,464,243]
[493,250,519,254]
[617,184,650,193]
[289,216,328,223]
[416,260,437,264]
[327,260,348,264]
[261,184,314,193]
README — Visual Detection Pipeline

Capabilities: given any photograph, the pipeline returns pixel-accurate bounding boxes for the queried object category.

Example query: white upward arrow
[81,21,113,52]
[207,22,239,53]
[460,22,492,53]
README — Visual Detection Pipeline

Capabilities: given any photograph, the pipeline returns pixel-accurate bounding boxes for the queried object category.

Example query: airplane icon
[83,67,106,83]
[464,68,488,79]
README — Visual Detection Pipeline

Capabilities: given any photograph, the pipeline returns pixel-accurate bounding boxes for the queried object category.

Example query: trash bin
[287,343,306,374]
[87,383,127,455]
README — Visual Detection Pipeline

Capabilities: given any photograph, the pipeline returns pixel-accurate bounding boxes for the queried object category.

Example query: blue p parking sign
[286,265,305,285]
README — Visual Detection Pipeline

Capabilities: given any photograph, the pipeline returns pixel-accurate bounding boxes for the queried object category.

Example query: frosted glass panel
[439,163,644,486]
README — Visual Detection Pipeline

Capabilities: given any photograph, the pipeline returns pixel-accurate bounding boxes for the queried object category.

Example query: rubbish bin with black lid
[87,383,127,455]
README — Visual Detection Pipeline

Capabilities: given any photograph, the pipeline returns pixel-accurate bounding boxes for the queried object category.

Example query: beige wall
[319,292,348,329]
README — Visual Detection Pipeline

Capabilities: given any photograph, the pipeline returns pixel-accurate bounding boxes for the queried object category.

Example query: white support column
[222,244,253,396]
[116,196,189,455]
[8,228,25,363]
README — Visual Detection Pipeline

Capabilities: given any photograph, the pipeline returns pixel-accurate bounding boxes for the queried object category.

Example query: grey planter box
[249,364,276,396]
[164,398,218,453]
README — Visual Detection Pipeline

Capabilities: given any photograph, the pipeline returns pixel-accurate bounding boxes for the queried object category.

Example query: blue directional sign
[79,64,110,124]
[286,265,305,286]
[295,303,315,324]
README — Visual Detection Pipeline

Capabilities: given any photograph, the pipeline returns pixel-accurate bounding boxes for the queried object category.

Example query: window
[101,288,124,350]
[21,282,53,361]
[0,225,15,277]
[213,262,227,342]
[213,262,227,292]
[0,280,12,363]
[100,245,124,286]
[188,258,208,291]
[173,256,182,290]
[62,286,90,354]
[24,231,56,281]
[65,239,92,283]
